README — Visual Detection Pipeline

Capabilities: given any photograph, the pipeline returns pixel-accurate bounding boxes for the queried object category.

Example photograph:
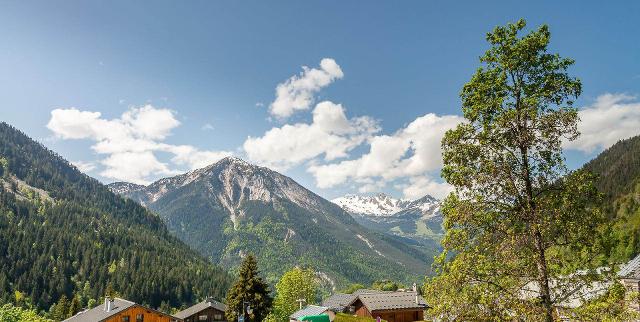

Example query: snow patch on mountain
[332,192,440,219]
[332,193,412,216]
[356,234,385,257]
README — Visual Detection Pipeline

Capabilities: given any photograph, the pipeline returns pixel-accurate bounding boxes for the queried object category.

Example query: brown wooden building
[347,291,427,322]
[64,297,179,322]
[174,297,227,322]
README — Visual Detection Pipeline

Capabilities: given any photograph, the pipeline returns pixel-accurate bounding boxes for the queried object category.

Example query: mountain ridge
[109,157,433,288]
[0,122,232,311]
[332,192,443,250]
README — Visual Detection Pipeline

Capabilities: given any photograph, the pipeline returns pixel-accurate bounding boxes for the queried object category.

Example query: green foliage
[371,280,403,292]
[580,135,640,263]
[271,267,318,321]
[68,295,81,318]
[0,303,52,322]
[225,254,273,322]
[427,19,608,320]
[340,284,365,294]
[0,122,232,311]
[51,294,69,321]
[571,282,639,321]
[0,157,8,177]
[582,135,640,203]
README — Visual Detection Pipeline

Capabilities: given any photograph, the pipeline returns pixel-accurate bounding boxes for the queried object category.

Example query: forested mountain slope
[110,157,432,288]
[581,135,640,262]
[0,122,232,312]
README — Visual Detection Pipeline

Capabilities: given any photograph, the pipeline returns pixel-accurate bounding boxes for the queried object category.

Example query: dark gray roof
[290,305,331,320]
[174,297,227,319]
[322,293,356,311]
[351,291,428,312]
[64,298,136,322]
[352,289,390,295]
[321,289,389,311]
[619,254,640,279]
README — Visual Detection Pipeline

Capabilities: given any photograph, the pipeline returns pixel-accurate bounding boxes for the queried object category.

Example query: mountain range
[4,117,639,316]
[0,122,231,311]
[332,193,443,249]
[109,157,434,289]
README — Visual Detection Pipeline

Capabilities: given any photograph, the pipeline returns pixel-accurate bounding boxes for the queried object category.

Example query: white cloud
[100,151,179,184]
[165,145,232,170]
[308,113,463,199]
[47,106,231,184]
[397,177,454,200]
[201,123,215,131]
[71,160,97,173]
[244,101,379,169]
[269,58,344,118]
[564,93,640,152]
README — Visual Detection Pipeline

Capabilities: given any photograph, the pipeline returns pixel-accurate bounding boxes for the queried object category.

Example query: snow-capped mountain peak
[332,192,440,219]
[332,193,412,217]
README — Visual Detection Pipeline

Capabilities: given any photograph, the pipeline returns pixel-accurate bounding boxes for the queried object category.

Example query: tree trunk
[519,142,554,321]
[534,228,554,322]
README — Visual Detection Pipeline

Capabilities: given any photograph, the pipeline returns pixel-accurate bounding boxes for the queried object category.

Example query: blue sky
[1,1,639,199]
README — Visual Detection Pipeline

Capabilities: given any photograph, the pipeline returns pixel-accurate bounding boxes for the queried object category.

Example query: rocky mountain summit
[109,157,432,288]
[332,193,443,248]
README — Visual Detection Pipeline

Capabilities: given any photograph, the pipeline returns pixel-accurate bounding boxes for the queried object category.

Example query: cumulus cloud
[269,58,344,118]
[308,113,463,199]
[396,177,454,200]
[47,106,231,184]
[244,101,379,169]
[71,161,97,173]
[564,93,640,152]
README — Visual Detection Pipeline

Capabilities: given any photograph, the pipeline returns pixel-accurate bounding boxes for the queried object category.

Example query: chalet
[321,289,391,313]
[64,297,179,322]
[289,305,335,322]
[619,253,640,311]
[347,291,428,322]
[174,297,227,322]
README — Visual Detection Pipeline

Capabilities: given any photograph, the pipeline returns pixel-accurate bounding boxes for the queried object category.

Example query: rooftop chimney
[104,297,114,312]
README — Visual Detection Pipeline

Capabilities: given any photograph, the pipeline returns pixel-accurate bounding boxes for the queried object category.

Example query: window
[121,316,130,322]
[198,315,208,321]
[136,313,144,322]
[214,313,223,320]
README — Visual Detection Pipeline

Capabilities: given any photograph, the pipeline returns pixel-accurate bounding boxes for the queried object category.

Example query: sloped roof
[174,297,227,319]
[351,291,428,312]
[64,298,136,322]
[321,289,390,311]
[290,305,331,320]
[353,289,391,295]
[619,253,640,279]
[322,293,356,311]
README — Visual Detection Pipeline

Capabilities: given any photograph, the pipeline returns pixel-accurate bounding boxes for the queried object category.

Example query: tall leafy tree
[225,254,272,322]
[271,267,318,321]
[425,19,609,320]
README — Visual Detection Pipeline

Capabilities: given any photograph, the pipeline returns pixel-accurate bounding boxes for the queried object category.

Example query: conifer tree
[53,295,69,321]
[225,254,272,322]
[68,295,81,318]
